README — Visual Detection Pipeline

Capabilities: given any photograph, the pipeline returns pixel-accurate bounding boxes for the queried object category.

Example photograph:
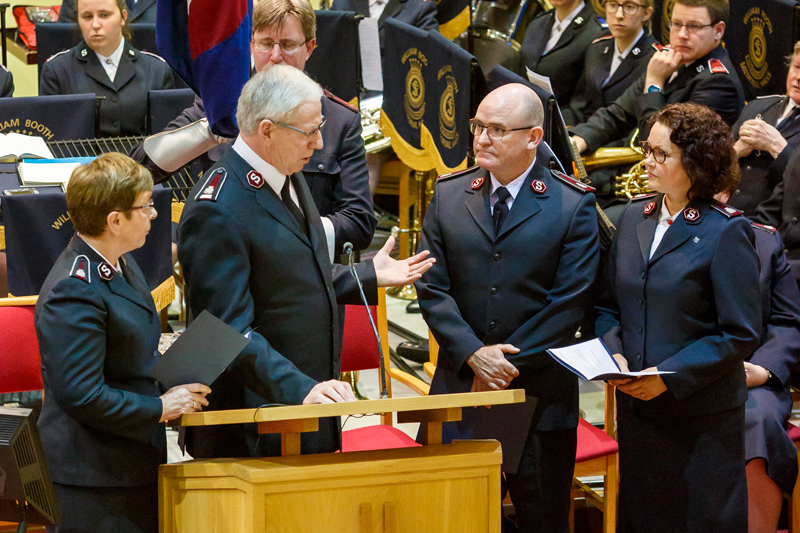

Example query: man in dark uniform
[39,40,175,137]
[178,65,433,459]
[571,0,743,154]
[415,83,599,533]
[330,0,439,33]
[520,0,609,126]
[728,41,800,215]
[132,0,375,255]
[0,64,12,97]
[753,145,800,288]
[58,0,157,23]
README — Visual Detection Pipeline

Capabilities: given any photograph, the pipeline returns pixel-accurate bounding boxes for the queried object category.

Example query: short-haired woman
[597,102,762,532]
[35,152,209,533]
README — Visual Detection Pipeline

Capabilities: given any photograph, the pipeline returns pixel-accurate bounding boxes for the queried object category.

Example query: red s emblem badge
[247,170,264,189]
[643,201,656,216]
[531,180,547,194]
[471,177,485,190]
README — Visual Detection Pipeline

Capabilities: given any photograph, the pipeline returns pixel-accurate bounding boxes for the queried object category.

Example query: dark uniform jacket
[569,32,656,125]
[753,147,800,285]
[730,95,800,216]
[58,0,157,23]
[415,162,600,432]
[597,194,761,419]
[520,3,609,126]
[35,236,165,487]
[570,44,745,152]
[331,0,439,32]
[177,146,377,458]
[0,64,13,97]
[40,40,175,137]
[131,93,376,253]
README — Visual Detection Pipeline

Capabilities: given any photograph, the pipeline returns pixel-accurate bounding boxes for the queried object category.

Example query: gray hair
[236,64,323,136]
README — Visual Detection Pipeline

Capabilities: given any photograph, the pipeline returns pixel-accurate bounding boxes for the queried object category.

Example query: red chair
[0,296,42,394]
[786,422,800,532]
[339,288,424,452]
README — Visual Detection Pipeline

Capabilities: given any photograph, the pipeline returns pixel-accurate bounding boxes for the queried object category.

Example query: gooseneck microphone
[343,242,389,399]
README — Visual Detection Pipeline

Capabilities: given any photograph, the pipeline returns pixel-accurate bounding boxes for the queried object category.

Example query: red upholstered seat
[788,422,800,442]
[340,305,380,372]
[0,305,42,394]
[341,425,422,452]
[576,417,619,463]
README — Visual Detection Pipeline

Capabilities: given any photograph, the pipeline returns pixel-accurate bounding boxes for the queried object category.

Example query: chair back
[148,88,197,134]
[0,94,96,141]
[340,288,392,397]
[0,301,42,394]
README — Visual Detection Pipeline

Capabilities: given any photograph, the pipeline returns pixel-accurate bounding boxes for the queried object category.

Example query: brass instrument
[360,95,392,154]
[614,160,651,198]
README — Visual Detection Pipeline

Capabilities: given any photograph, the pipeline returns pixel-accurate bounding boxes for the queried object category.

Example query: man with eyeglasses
[415,83,599,533]
[520,0,609,126]
[177,65,435,460]
[570,0,744,157]
[131,0,376,257]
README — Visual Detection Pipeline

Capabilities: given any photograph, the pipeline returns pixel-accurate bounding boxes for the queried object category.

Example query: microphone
[343,242,389,399]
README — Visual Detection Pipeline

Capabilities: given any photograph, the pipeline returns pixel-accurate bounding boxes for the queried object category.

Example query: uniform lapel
[593,43,613,90]
[113,44,137,90]
[648,199,700,265]
[636,195,661,267]
[350,0,370,17]
[763,97,786,127]
[495,165,542,241]
[464,170,495,242]
[292,172,325,260]
[107,262,154,314]
[527,14,554,63]
[80,45,116,92]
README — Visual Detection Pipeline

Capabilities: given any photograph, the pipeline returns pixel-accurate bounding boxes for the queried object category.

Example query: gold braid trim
[438,7,470,41]
[378,111,436,171]
[171,201,185,224]
[150,276,176,313]
[420,122,468,175]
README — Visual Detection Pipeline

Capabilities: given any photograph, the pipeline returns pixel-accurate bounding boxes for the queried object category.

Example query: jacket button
[490,287,497,295]
[494,253,501,261]
[637,298,643,304]
[637,326,642,333]
[640,271,646,279]
[489,321,497,329]
[636,354,641,361]
[318,164,324,170]
[734,189,741,196]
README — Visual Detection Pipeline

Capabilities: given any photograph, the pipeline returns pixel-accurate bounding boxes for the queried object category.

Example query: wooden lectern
[160,390,525,533]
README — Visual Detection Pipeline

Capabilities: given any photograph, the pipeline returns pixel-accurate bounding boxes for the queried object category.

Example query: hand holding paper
[547,338,674,381]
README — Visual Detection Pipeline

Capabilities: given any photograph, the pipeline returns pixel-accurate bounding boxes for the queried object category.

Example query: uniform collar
[94,37,125,68]
[232,135,286,198]
[489,157,536,201]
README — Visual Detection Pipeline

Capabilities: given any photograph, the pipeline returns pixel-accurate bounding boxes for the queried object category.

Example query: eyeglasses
[670,21,715,33]
[272,115,327,139]
[252,39,308,54]
[605,1,645,15]
[126,201,156,217]
[640,141,671,164]
[469,119,534,141]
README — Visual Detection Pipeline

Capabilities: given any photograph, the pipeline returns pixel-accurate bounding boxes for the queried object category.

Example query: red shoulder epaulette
[710,202,742,218]
[441,165,479,182]
[592,35,613,44]
[652,42,667,52]
[751,223,776,234]
[631,192,657,201]
[46,49,70,63]
[195,168,227,202]
[550,169,595,193]
[708,58,729,75]
[324,90,358,113]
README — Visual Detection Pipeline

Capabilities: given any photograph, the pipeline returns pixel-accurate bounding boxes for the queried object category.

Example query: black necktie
[281,176,306,232]
[493,186,511,234]
[777,106,800,132]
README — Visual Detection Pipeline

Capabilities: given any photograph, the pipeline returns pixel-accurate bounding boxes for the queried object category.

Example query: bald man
[415,84,600,532]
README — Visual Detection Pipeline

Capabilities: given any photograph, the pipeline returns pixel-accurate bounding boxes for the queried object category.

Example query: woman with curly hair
[596,102,762,532]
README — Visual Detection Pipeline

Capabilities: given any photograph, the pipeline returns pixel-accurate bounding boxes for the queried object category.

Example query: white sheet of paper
[526,68,554,95]
[0,132,54,160]
[547,338,674,381]
[359,18,383,92]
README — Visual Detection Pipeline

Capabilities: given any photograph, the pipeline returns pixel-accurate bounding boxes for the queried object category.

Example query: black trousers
[47,482,158,533]
[505,427,577,533]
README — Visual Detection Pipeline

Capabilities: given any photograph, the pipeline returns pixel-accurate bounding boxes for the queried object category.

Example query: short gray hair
[236,64,323,136]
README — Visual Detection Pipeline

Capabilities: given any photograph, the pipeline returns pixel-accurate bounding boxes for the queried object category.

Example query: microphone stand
[344,242,389,399]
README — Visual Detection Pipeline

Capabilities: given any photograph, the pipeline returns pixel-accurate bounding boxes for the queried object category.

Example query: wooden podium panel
[159,441,502,533]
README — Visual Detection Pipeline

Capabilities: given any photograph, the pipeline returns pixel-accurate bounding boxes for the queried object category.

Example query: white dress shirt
[489,158,537,214]
[95,38,125,83]
[649,196,681,259]
[604,29,644,86]
[543,2,585,55]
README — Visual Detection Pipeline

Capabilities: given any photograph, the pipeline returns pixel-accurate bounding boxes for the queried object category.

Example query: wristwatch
[646,84,662,93]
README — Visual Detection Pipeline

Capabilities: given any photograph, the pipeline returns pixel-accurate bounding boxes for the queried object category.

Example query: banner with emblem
[306,10,360,106]
[0,95,96,141]
[4,188,173,302]
[379,19,436,171]
[434,0,470,40]
[728,0,798,100]
[156,0,252,137]
[650,0,675,46]
[421,31,484,174]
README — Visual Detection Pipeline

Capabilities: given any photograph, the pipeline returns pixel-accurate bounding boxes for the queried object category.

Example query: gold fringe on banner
[378,111,436,171]
[420,123,469,176]
[439,7,471,41]
[150,276,176,313]
[0,225,5,250]
[348,96,359,108]
[171,201,185,224]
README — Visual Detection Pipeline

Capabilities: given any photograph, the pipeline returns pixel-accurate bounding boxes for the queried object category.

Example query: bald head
[472,83,544,184]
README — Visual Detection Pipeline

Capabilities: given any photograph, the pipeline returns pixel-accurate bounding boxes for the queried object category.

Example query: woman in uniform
[36,153,210,533]
[569,0,656,124]
[39,0,175,137]
[597,102,762,532]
